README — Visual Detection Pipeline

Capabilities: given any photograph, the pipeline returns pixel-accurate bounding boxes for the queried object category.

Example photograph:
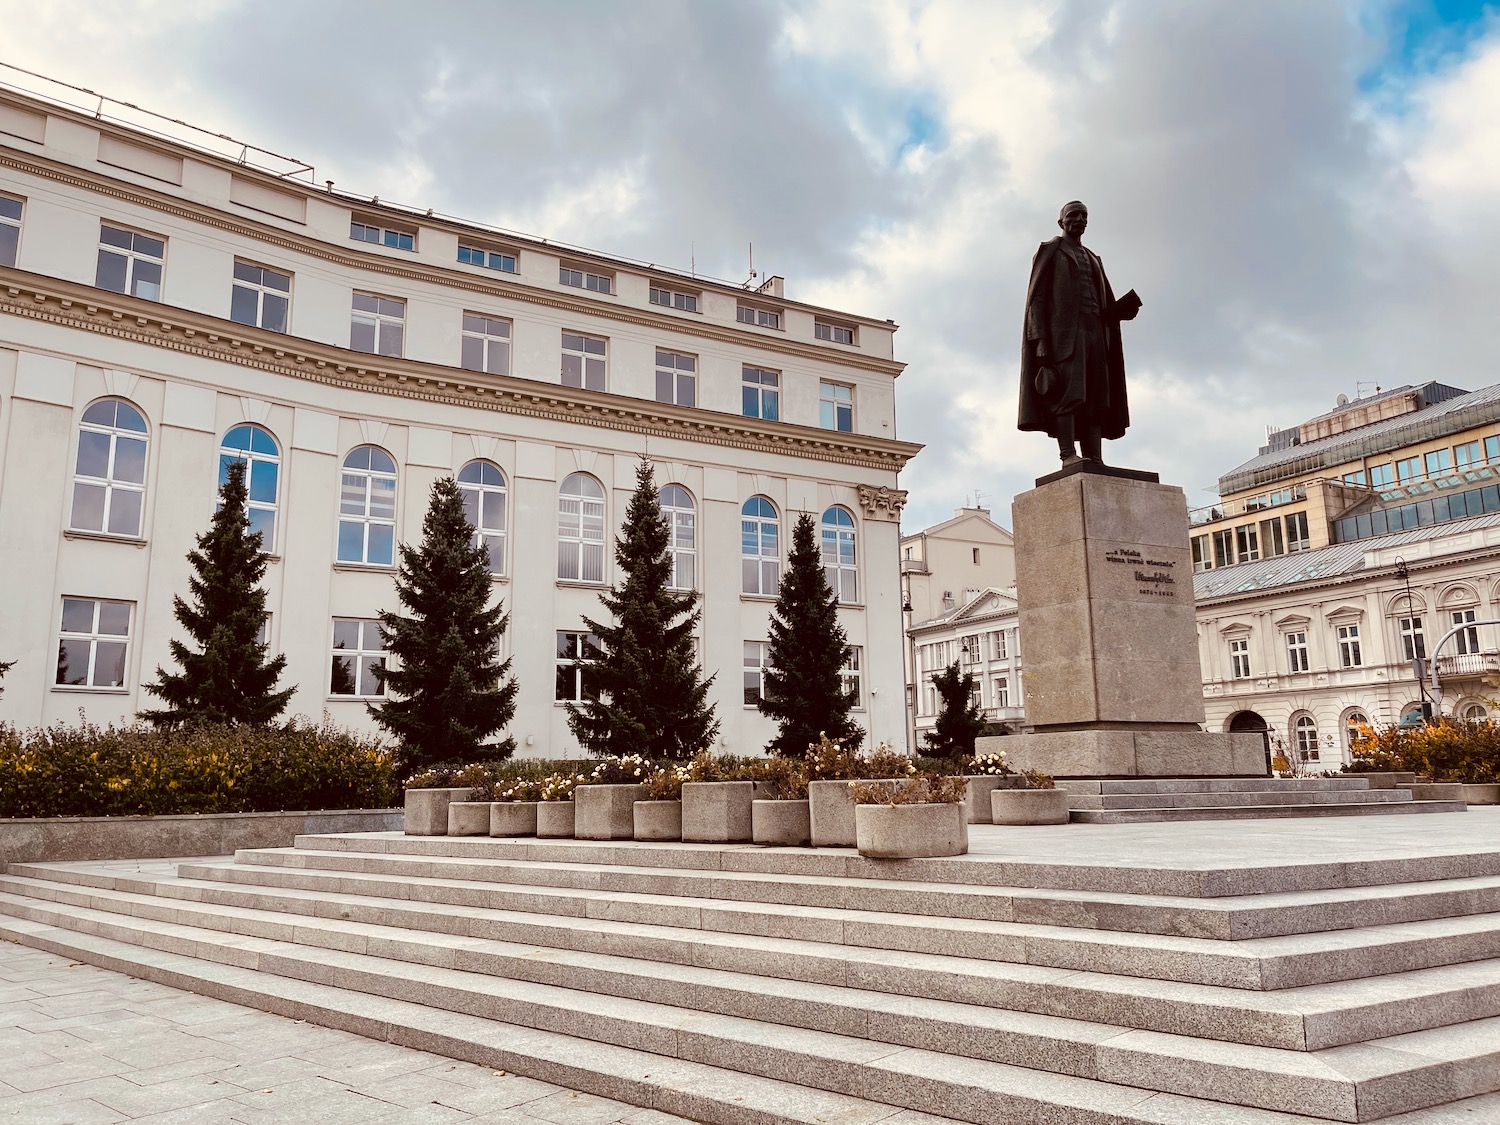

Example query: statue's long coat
[1017,236,1130,441]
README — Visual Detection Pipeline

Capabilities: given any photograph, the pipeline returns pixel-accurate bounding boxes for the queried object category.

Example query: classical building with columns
[0,82,919,756]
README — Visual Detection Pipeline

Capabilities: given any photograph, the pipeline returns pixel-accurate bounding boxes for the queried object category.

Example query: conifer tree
[370,476,517,774]
[0,659,13,699]
[567,458,719,760]
[923,660,986,760]
[759,512,863,755]
[140,460,293,727]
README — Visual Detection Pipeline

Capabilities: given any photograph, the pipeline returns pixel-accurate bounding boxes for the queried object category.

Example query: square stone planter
[854,802,968,859]
[446,801,492,836]
[991,788,1072,825]
[808,779,895,847]
[681,781,763,843]
[574,784,645,840]
[963,774,1024,824]
[536,801,575,837]
[490,801,538,837]
[752,799,810,846]
[1461,784,1500,805]
[404,787,473,836]
[634,800,682,841]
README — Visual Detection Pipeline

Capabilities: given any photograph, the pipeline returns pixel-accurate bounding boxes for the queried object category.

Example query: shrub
[642,764,690,801]
[1350,718,1500,782]
[1018,768,1055,790]
[583,753,653,785]
[804,733,861,781]
[0,720,395,819]
[966,751,1011,776]
[742,754,808,800]
[848,775,968,805]
[538,772,587,801]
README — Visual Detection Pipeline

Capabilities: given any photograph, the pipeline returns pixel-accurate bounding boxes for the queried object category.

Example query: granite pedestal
[991,468,1263,778]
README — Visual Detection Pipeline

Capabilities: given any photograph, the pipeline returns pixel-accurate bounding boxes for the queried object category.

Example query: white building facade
[908,588,1025,746]
[0,87,919,756]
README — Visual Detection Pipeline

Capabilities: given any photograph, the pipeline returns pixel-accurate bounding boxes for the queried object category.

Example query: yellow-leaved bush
[1349,717,1500,783]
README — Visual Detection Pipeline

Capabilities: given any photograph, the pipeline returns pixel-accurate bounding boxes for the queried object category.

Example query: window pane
[360,656,385,696]
[133,234,164,258]
[561,354,582,387]
[107,489,142,536]
[249,460,278,503]
[332,619,362,649]
[351,319,375,352]
[377,321,403,357]
[113,437,148,485]
[262,293,289,334]
[0,224,17,269]
[230,285,259,326]
[71,483,106,531]
[352,293,378,313]
[247,506,275,547]
[485,536,504,572]
[742,386,758,416]
[132,260,162,301]
[486,340,509,375]
[482,490,505,529]
[97,601,130,635]
[76,430,112,478]
[61,598,96,633]
[99,226,133,250]
[96,249,128,293]
[763,391,778,422]
[56,638,88,685]
[369,477,396,518]
[584,358,605,390]
[677,374,695,407]
[330,654,356,694]
[92,641,127,688]
[367,523,394,565]
[337,520,364,562]
[461,334,484,372]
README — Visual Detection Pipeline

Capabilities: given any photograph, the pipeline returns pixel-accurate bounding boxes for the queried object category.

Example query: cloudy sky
[4,0,1498,529]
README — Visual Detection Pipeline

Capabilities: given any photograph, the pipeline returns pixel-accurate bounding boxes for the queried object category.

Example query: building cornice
[0,268,922,473]
[0,146,907,377]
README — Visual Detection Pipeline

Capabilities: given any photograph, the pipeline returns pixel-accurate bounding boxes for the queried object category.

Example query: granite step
[1064,790,1415,810]
[1060,780,1379,794]
[0,914,964,1125]
[8,869,1500,1052]
[288,829,1500,898]
[1070,801,1467,824]
[3,889,1499,1121]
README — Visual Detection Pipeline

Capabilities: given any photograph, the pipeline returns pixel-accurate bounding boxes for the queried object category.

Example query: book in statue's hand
[1118,289,1142,311]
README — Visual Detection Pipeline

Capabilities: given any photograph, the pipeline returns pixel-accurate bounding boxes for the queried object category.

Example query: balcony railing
[1189,483,1308,528]
[1435,651,1500,677]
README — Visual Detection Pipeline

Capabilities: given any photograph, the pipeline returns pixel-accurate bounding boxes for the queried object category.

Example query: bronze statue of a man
[1018,201,1141,465]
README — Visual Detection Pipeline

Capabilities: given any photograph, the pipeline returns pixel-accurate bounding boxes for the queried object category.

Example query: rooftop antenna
[742,242,757,288]
[973,489,990,511]
[691,241,696,278]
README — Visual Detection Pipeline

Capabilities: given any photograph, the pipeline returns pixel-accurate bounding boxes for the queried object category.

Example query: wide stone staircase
[1059,777,1467,823]
[4,829,1500,1123]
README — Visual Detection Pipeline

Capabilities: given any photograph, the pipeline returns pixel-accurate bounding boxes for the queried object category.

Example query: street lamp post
[1427,617,1500,719]
[1393,557,1429,718]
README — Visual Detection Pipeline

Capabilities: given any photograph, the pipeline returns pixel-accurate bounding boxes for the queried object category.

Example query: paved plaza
[0,942,695,1125]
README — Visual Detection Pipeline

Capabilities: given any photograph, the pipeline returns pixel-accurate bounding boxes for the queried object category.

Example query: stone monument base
[978,730,1266,779]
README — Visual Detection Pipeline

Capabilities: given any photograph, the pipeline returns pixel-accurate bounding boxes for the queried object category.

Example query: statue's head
[1057,201,1088,239]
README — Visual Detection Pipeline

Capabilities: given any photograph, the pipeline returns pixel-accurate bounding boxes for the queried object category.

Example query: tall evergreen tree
[0,659,13,699]
[370,476,517,774]
[139,460,293,727]
[759,512,863,755]
[923,660,986,760]
[567,458,719,760]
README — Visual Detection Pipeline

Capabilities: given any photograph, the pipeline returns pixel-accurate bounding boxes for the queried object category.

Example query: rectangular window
[461,313,512,375]
[350,220,414,251]
[1234,524,1259,563]
[1455,441,1482,469]
[1399,616,1427,662]
[330,618,386,697]
[736,304,781,330]
[559,264,612,293]
[815,320,855,345]
[561,332,607,391]
[1487,436,1500,462]
[1259,518,1285,557]
[819,382,854,432]
[743,641,768,706]
[457,244,517,273]
[742,366,780,420]
[1369,463,1395,488]
[350,293,405,357]
[842,647,863,707]
[1396,456,1422,484]
[1285,511,1310,552]
[1337,623,1363,668]
[230,260,291,333]
[1342,470,1367,486]
[1191,534,1212,573]
[1212,528,1234,569]
[1286,631,1310,673]
[1229,637,1251,679]
[1453,609,1480,655]
[555,631,603,702]
[972,547,981,565]
[994,676,1010,708]
[0,194,21,268]
[649,284,699,312]
[1425,448,1453,477]
[96,224,164,301]
[55,598,131,689]
[655,349,697,406]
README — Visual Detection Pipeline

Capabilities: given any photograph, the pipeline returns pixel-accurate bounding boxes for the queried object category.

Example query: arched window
[1460,701,1489,723]
[71,398,148,537]
[337,446,397,565]
[458,460,507,574]
[220,424,280,549]
[1293,714,1319,761]
[741,497,779,595]
[821,506,858,603]
[558,473,605,582]
[1344,710,1369,753]
[659,484,696,591]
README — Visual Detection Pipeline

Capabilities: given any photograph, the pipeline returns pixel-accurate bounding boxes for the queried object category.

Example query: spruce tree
[370,476,517,774]
[923,660,986,760]
[140,460,293,727]
[0,659,13,699]
[567,458,719,760]
[759,512,863,755]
